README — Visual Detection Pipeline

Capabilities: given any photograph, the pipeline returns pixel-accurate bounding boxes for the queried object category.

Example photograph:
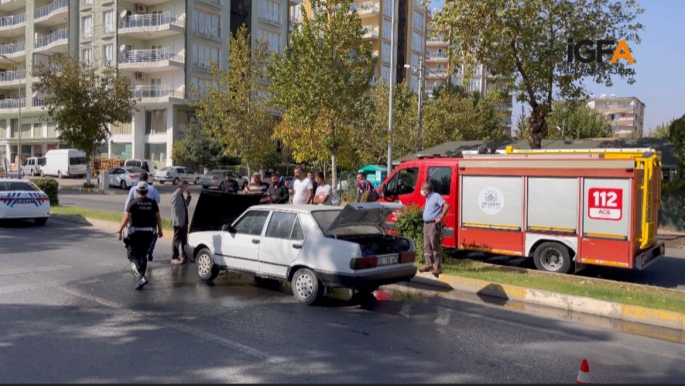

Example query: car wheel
[173,177,180,185]
[196,248,220,282]
[194,177,199,185]
[158,181,164,185]
[291,268,324,305]
[120,180,127,190]
[58,171,62,179]
[533,241,573,274]
[202,185,209,189]
[34,218,48,226]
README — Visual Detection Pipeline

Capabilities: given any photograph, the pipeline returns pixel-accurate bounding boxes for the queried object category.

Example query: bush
[395,204,449,265]
[32,178,59,206]
[82,182,95,189]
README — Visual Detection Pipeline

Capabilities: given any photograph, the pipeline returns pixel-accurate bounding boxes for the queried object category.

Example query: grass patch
[437,257,685,314]
[51,206,173,231]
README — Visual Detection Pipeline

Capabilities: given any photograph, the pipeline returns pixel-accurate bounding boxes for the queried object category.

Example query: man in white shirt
[313,172,333,205]
[124,171,161,261]
[291,167,314,205]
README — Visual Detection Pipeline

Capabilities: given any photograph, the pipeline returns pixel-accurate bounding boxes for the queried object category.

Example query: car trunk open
[189,190,263,233]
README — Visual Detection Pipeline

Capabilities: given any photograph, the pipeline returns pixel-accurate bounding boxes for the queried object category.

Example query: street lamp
[0,54,22,175]
[387,0,397,173]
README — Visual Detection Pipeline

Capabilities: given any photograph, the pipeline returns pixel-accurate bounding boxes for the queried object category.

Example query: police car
[0,178,50,225]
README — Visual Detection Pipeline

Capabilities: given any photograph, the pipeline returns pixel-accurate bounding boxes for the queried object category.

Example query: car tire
[120,180,127,190]
[194,177,199,185]
[291,268,324,305]
[34,218,48,226]
[533,241,573,274]
[173,177,180,185]
[202,185,209,189]
[196,248,220,282]
[159,181,164,185]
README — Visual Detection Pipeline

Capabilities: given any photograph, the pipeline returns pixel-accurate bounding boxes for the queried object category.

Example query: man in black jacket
[266,173,289,204]
[222,172,240,193]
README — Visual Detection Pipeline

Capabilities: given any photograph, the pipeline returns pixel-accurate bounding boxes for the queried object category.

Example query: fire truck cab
[377,147,666,274]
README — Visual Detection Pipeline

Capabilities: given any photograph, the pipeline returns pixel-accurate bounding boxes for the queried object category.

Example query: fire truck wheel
[533,242,573,274]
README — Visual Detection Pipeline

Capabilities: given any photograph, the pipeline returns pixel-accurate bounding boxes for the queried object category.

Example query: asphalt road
[1,218,685,383]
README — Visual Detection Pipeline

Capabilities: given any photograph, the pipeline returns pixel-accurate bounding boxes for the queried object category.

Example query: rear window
[160,167,172,171]
[69,157,86,165]
[126,160,141,167]
[127,167,144,174]
[38,158,46,166]
[311,210,342,233]
[0,181,40,192]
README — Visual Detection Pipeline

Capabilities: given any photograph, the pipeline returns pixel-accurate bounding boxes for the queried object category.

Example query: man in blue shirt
[124,171,161,261]
[420,182,450,276]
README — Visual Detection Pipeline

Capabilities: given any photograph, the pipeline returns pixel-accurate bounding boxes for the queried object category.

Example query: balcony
[351,2,379,17]
[118,48,185,73]
[0,41,25,62]
[34,28,68,54]
[80,0,93,11]
[0,97,23,111]
[362,27,378,40]
[0,12,25,37]
[132,84,185,104]
[499,102,513,110]
[0,0,25,12]
[426,52,447,61]
[0,69,25,88]
[119,12,185,40]
[34,0,68,26]
[427,37,447,45]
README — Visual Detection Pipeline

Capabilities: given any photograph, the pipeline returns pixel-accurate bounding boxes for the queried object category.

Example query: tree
[431,0,644,148]
[171,117,225,170]
[32,55,136,183]
[421,85,507,148]
[669,115,685,177]
[352,80,418,165]
[545,101,613,139]
[189,25,277,176]
[646,118,675,138]
[268,0,376,187]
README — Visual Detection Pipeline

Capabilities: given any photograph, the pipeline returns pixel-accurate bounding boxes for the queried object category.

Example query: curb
[49,213,92,225]
[58,185,111,194]
[383,273,685,332]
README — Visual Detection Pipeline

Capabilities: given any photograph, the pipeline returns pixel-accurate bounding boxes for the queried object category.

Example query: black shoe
[135,275,148,290]
[147,253,154,262]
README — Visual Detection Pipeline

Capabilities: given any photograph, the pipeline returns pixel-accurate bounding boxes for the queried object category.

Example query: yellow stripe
[580,258,629,268]
[463,222,521,231]
[528,225,576,233]
[460,245,523,256]
[584,232,627,240]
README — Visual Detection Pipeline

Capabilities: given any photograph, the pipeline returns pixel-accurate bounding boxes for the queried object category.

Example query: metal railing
[34,0,68,20]
[132,85,184,100]
[120,11,181,29]
[0,70,25,82]
[426,52,447,59]
[0,13,25,28]
[0,98,24,109]
[0,41,25,56]
[197,0,221,5]
[35,28,68,48]
[351,2,379,13]
[119,48,184,64]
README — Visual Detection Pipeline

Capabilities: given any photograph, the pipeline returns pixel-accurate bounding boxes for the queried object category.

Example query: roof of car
[248,204,343,213]
[0,178,34,183]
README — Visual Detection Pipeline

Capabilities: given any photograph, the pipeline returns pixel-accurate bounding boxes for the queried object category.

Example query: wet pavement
[2,219,685,383]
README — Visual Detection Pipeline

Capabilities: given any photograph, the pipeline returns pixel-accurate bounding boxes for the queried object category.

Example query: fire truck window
[386,167,418,196]
[427,167,451,195]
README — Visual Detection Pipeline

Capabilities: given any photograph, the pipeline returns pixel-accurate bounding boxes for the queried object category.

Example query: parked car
[98,167,143,189]
[124,159,158,178]
[155,166,201,185]
[187,199,417,305]
[200,170,248,190]
[21,157,46,177]
[0,178,50,225]
[41,149,87,178]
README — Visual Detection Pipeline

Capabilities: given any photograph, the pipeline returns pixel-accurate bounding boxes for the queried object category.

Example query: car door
[174,168,185,182]
[218,210,270,273]
[184,168,195,183]
[258,211,305,278]
[110,168,122,186]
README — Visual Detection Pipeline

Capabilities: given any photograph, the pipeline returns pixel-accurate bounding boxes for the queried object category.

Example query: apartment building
[0,0,291,169]
[291,0,427,93]
[586,94,645,137]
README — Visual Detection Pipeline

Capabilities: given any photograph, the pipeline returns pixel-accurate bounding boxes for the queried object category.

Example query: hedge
[395,204,448,265]
[32,178,59,206]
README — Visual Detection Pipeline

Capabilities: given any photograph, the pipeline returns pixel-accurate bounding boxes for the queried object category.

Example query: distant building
[585,94,645,138]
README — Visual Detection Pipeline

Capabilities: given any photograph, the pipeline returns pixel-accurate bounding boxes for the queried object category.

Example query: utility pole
[387,0,396,173]
[0,54,22,174]
[416,56,424,152]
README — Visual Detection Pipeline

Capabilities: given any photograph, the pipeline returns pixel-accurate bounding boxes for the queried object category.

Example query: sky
[427,0,685,134]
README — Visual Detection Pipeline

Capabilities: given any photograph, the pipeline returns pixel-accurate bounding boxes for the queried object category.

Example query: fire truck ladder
[462,146,662,250]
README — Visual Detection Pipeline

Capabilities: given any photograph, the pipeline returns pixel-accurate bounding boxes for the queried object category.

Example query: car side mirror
[222,224,235,233]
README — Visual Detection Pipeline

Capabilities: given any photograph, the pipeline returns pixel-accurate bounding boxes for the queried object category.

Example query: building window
[258,29,281,53]
[382,42,390,63]
[21,123,30,139]
[32,123,43,138]
[383,0,392,16]
[412,11,424,30]
[410,75,418,93]
[47,123,57,138]
[412,31,424,53]
[470,77,481,92]
[81,15,93,39]
[80,47,92,64]
[102,44,114,66]
[145,109,167,135]
[103,10,115,34]
[192,43,220,70]
[112,120,132,135]
[145,143,167,167]
[381,65,390,83]
[259,0,281,24]
[112,143,132,159]
[192,9,221,39]
[383,18,391,39]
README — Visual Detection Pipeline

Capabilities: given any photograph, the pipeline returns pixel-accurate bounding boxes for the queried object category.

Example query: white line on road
[58,287,273,361]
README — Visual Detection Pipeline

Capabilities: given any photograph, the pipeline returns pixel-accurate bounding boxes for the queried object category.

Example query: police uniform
[124,182,160,289]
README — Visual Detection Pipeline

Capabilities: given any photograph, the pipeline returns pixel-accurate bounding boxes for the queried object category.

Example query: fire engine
[377,146,666,274]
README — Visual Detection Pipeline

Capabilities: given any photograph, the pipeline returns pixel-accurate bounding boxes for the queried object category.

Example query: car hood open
[189,190,263,233]
[325,202,405,235]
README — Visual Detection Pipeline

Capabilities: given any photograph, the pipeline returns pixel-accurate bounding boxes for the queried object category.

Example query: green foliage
[82,183,95,189]
[32,55,137,183]
[267,0,376,187]
[646,118,675,138]
[171,117,225,168]
[431,0,645,148]
[32,178,59,206]
[668,114,685,175]
[189,25,277,172]
[545,101,613,139]
[395,204,447,265]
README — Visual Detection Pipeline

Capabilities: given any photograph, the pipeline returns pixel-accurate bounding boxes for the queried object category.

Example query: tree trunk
[246,163,252,179]
[86,156,92,185]
[527,105,548,149]
[331,149,337,193]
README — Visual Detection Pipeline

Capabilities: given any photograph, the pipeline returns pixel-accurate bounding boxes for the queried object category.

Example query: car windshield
[0,181,40,192]
[311,210,342,233]
[69,157,86,165]
[311,209,384,236]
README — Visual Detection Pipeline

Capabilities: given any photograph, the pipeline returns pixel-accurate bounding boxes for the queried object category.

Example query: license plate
[377,254,399,266]
[15,198,34,204]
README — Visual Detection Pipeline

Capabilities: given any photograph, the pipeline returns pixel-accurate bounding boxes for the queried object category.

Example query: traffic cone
[577,358,591,384]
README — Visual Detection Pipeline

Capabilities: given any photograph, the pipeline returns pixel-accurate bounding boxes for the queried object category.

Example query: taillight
[349,256,378,270]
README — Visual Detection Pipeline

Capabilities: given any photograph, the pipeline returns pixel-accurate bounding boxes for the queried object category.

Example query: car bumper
[634,242,666,270]
[154,176,174,182]
[315,264,417,289]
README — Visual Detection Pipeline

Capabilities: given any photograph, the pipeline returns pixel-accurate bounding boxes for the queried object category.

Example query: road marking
[434,306,452,326]
[0,265,72,277]
[58,287,273,361]
[399,303,412,318]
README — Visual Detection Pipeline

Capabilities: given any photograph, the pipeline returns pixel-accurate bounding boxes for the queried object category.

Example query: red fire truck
[377,147,666,274]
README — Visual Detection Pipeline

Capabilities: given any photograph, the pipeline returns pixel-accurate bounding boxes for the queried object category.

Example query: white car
[98,167,143,189]
[0,178,50,225]
[155,166,201,185]
[188,202,417,305]
[124,159,158,178]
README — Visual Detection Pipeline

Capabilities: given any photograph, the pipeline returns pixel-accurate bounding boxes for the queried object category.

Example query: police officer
[117,181,164,290]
